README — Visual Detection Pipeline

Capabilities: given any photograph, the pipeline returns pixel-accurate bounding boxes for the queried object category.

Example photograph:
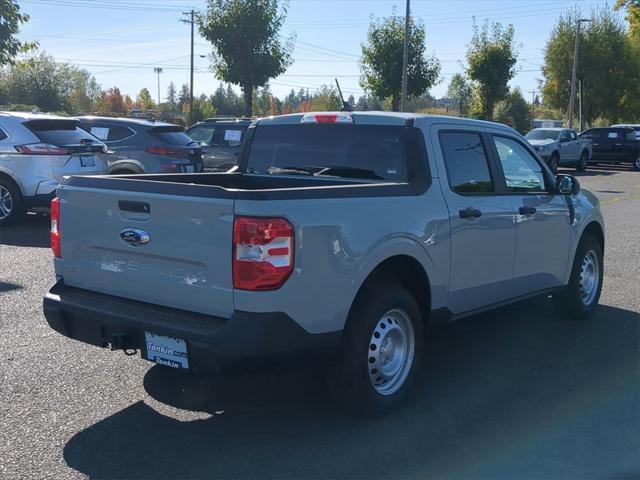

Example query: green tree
[200,0,293,116]
[360,12,440,111]
[0,0,37,66]
[0,53,99,112]
[166,82,177,105]
[309,84,342,111]
[178,83,190,108]
[541,8,636,124]
[492,87,530,133]
[446,73,473,115]
[615,0,640,37]
[466,20,518,120]
[136,88,155,110]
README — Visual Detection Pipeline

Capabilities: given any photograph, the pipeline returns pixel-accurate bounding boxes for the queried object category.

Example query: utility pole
[153,67,163,106]
[181,9,196,122]
[578,79,584,132]
[568,18,590,129]
[400,0,410,112]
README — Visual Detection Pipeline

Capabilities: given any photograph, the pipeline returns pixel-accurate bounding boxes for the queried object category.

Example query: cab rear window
[246,124,418,182]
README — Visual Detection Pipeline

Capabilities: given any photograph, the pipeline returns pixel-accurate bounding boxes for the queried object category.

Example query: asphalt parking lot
[1,164,639,480]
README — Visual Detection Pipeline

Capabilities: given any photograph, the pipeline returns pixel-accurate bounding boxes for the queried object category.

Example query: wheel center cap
[380,337,395,365]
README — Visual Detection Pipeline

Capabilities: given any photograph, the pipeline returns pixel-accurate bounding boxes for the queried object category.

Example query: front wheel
[576,151,589,172]
[336,282,424,415]
[554,234,603,317]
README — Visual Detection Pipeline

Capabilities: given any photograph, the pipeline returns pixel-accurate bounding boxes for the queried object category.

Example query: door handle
[519,206,537,215]
[459,207,482,219]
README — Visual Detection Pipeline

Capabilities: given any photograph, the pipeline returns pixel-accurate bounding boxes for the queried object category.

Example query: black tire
[335,282,424,415]
[553,234,603,317]
[633,157,640,172]
[548,152,559,174]
[576,150,589,172]
[0,177,25,225]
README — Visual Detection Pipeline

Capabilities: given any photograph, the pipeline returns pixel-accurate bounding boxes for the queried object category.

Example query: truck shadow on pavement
[62,298,640,479]
[0,213,50,248]
[564,163,636,177]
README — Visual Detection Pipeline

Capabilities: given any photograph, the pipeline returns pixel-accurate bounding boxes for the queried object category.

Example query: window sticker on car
[224,129,242,143]
[90,127,109,140]
[608,132,618,139]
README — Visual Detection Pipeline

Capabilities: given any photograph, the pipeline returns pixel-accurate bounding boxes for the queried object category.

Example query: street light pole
[568,18,590,129]
[154,67,163,106]
[400,0,410,112]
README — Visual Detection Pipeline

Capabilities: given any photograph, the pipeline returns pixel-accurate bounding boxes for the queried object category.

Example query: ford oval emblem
[120,228,150,246]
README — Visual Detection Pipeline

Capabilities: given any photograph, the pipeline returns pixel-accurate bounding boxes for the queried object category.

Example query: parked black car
[77,117,203,174]
[579,127,640,171]
[186,117,253,170]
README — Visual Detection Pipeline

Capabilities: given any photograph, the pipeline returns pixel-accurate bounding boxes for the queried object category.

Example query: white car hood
[528,139,556,147]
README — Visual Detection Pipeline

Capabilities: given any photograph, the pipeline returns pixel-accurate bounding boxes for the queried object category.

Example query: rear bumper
[24,192,56,208]
[43,281,340,372]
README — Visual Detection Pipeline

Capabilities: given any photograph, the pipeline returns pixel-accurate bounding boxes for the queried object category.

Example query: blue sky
[17,0,616,102]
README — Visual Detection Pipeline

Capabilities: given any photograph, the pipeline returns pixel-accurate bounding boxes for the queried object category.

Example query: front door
[489,135,571,294]
[434,128,517,315]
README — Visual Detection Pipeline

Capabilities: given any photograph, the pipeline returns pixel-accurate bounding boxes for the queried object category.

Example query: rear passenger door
[489,134,571,293]
[434,128,517,314]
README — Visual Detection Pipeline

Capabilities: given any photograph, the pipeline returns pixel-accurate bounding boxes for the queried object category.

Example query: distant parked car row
[525,125,640,172]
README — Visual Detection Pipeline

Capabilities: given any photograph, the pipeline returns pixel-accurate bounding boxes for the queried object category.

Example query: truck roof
[255,111,515,132]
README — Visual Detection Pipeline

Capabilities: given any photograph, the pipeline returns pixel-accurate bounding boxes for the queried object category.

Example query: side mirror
[557,174,580,196]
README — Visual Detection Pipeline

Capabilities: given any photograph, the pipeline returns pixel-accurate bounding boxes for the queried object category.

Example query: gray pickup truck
[43,112,605,414]
[525,127,592,173]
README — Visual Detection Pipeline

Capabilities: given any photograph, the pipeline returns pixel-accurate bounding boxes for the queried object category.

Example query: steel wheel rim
[367,309,415,396]
[0,186,13,220]
[579,250,599,306]
[581,153,588,168]
[635,157,640,169]
[551,156,558,171]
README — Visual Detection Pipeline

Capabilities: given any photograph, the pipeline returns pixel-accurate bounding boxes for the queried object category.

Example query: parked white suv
[0,112,108,224]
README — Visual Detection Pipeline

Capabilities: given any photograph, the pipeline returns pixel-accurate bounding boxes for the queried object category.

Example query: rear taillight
[51,197,61,258]
[15,143,71,155]
[146,146,186,157]
[233,216,294,291]
[300,113,353,124]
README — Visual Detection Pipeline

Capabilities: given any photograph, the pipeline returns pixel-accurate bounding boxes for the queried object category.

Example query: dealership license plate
[144,332,189,369]
[80,155,95,167]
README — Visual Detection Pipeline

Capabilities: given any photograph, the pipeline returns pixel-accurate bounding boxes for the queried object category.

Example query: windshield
[525,129,560,141]
[245,124,415,182]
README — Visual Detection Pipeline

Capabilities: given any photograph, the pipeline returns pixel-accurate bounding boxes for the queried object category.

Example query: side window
[569,131,577,140]
[560,130,571,141]
[107,126,134,141]
[607,130,620,140]
[0,128,7,141]
[492,136,546,193]
[439,131,493,194]
[187,126,215,146]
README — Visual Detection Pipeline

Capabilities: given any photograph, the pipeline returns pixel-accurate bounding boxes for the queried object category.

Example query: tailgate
[56,185,234,318]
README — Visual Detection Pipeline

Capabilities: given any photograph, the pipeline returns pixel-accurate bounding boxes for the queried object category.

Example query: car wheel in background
[633,157,640,171]
[335,282,424,415]
[576,151,588,172]
[0,178,25,225]
[549,152,559,174]
[553,234,603,317]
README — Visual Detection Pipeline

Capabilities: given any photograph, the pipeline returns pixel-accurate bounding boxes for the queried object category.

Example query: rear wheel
[548,152,559,174]
[554,234,603,317]
[335,282,424,415]
[0,178,25,225]
[633,157,640,171]
[576,151,589,172]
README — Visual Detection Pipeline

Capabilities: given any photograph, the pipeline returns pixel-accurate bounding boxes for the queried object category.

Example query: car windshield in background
[25,120,99,146]
[150,126,195,146]
[188,124,248,147]
[525,129,560,141]
[246,124,412,182]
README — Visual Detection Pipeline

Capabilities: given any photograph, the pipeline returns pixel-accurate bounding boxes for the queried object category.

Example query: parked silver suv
[0,112,108,224]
